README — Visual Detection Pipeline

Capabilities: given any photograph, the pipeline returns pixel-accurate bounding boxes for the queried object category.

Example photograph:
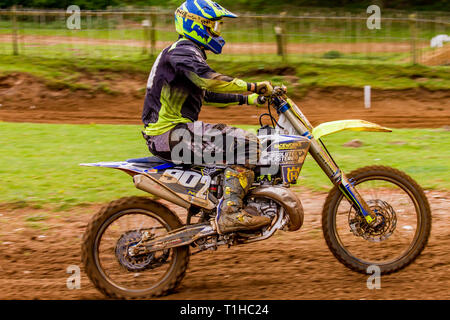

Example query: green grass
[25,213,49,221]
[0,122,448,208]
[301,129,450,191]
[1,54,449,93]
[25,221,49,231]
[212,57,450,91]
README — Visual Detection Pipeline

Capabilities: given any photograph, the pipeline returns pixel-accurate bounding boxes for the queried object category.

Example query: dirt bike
[80,86,431,299]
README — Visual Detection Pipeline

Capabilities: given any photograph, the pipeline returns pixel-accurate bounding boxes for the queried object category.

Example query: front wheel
[322,166,431,274]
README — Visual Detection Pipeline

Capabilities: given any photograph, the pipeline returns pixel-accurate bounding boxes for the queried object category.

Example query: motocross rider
[142,0,272,234]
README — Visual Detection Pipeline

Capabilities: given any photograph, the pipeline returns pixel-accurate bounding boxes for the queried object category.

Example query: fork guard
[247,186,304,231]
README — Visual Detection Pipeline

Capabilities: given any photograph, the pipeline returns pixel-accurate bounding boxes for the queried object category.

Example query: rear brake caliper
[115,230,169,272]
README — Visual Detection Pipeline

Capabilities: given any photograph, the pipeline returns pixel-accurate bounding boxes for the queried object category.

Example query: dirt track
[0,72,449,300]
[0,188,448,300]
[0,73,449,128]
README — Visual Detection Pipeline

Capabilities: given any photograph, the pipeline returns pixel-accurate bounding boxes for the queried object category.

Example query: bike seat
[126,156,224,170]
[126,156,173,167]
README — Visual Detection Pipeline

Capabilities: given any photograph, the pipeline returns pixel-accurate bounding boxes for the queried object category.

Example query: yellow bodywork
[312,120,392,139]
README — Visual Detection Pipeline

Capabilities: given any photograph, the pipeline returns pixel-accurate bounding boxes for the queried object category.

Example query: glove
[248,81,274,96]
[247,93,266,107]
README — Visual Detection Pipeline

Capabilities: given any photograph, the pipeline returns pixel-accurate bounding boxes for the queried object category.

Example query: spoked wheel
[322,166,431,274]
[82,197,189,299]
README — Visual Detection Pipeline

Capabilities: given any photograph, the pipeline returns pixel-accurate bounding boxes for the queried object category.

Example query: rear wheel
[82,197,190,299]
[322,166,431,274]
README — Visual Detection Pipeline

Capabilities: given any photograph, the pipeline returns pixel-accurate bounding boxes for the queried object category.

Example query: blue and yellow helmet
[175,0,237,54]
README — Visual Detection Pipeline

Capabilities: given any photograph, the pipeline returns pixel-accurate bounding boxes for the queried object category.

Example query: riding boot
[216,166,271,234]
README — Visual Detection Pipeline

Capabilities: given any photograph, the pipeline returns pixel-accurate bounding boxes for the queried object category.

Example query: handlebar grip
[257,96,267,105]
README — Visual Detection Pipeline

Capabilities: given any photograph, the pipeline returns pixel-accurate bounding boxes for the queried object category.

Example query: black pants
[143,121,260,167]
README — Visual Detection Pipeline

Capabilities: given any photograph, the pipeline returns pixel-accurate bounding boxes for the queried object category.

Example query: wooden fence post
[257,16,264,43]
[150,12,157,57]
[142,18,150,54]
[409,13,417,65]
[275,12,287,62]
[12,5,19,55]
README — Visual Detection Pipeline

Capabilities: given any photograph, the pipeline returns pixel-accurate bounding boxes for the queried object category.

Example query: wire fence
[0,7,449,65]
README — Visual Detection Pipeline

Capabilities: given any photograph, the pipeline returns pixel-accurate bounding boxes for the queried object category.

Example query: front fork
[280,98,376,224]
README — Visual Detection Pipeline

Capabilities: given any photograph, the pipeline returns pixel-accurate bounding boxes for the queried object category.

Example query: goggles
[176,8,223,36]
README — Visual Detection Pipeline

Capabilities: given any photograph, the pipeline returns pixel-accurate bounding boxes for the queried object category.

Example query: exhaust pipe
[248,185,304,231]
[133,174,191,209]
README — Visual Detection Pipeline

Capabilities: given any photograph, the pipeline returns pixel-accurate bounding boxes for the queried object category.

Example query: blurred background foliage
[0,0,449,11]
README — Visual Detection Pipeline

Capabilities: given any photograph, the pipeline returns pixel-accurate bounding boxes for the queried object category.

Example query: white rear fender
[79,162,147,174]
[79,161,170,175]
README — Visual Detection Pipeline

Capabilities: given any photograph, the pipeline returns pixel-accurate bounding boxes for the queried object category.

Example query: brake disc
[348,199,397,242]
[115,230,169,272]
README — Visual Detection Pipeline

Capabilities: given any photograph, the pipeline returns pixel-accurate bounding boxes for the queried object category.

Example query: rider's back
[142,38,214,136]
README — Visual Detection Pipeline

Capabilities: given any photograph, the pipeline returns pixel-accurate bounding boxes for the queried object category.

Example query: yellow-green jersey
[142,38,251,137]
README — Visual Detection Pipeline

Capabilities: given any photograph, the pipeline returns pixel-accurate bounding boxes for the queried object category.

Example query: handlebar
[255,85,289,131]
[257,95,267,105]
[256,85,288,106]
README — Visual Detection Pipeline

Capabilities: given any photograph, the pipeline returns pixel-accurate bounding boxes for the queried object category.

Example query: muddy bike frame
[269,89,377,224]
